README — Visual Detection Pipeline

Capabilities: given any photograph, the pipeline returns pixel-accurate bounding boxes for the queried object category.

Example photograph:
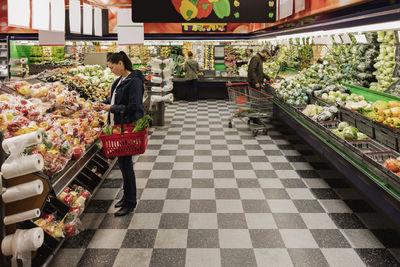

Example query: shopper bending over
[95,51,144,216]
[247,48,273,89]
[183,51,201,101]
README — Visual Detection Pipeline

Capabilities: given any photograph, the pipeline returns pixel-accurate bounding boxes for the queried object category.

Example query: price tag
[334,35,342,44]
[341,34,352,44]
[56,129,63,136]
[355,34,368,44]
[67,128,74,135]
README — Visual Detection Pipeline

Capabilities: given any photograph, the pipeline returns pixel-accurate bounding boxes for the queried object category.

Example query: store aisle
[51,100,400,267]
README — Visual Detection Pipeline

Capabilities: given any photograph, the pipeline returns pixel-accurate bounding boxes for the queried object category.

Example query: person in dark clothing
[96,51,144,216]
[247,49,273,89]
[183,51,201,101]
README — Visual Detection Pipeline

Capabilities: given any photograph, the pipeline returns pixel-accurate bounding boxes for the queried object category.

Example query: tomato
[79,190,90,199]
[63,224,76,237]
[112,128,121,135]
[63,188,71,194]
[42,214,55,223]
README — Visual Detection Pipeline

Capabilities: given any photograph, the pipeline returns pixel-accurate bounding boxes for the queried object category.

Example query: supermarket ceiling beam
[253,3,400,40]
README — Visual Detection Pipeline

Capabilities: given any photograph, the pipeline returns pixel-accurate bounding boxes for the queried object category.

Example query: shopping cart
[226,82,274,136]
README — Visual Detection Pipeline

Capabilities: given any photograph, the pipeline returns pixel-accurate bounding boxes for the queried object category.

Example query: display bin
[363,151,400,191]
[348,139,391,153]
[339,107,357,127]
[355,114,375,138]
[319,120,339,130]
[374,121,399,151]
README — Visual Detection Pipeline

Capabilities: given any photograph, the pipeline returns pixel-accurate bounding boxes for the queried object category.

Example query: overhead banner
[131,0,276,23]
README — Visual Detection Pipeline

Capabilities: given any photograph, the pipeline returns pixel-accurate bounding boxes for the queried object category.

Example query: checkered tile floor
[50,100,400,267]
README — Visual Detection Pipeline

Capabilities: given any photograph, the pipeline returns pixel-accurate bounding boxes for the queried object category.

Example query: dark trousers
[185,79,198,101]
[117,155,137,208]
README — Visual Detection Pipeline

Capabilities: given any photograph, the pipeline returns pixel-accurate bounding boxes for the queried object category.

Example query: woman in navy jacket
[96,51,144,216]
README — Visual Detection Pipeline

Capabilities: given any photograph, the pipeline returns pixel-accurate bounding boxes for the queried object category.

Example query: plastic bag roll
[1,154,44,179]
[151,94,174,103]
[4,208,41,225]
[2,131,43,154]
[21,228,44,251]
[152,67,162,74]
[1,228,44,256]
[2,180,44,203]
[151,76,163,84]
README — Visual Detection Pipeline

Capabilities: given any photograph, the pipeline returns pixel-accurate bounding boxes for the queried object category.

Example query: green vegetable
[44,140,53,149]
[60,144,70,154]
[133,115,153,132]
[23,145,35,155]
[213,0,230,19]
[338,122,349,131]
[103,125,114,135]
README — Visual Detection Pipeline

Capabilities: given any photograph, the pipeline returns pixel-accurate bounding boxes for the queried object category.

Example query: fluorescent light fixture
[8,0,30,28]
[32,0,50,31]
[51,0,65,32]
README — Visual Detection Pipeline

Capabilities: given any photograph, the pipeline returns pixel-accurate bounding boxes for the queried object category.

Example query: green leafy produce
[102,125,114,135]
[338,122,349,131]
[133,115,153,132]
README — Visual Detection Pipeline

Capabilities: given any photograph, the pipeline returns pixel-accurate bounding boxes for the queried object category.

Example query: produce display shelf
[273,97,400,225]
[342,82,400,102]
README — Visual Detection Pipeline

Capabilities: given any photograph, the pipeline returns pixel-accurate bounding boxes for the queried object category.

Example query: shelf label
[334,35,342,44]
[341,34,352,44]
[355,34,367,44]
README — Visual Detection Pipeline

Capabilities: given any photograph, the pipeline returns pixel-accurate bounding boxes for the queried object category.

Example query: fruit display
[139,45,151,64]
[204,44,214,70]
[332,122,369,140]
[42,47,52,63]
[5,80,106,176]
[224,42,238,76]
[369,31,398,91]
[161,46,171,58]
[128,45,141,63]
[58,185,91,207]
[182,42,193,60]
[45,67,111,101]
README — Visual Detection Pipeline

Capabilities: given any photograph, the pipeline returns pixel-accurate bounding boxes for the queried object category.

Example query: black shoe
[114,205,135,216]
[114,199,125,208]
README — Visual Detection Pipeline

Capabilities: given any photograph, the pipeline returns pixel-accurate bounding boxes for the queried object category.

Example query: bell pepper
[213,0,230,19]
[171,0,182,13]
[197,0,213,19]
[180,0,198,21]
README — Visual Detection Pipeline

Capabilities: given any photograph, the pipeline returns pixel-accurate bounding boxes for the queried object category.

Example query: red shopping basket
[99,124,149,158]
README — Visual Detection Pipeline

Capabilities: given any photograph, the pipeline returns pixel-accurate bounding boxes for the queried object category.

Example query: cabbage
[338,122,349,131]
[357,132,369,140]
[342,126,358,140]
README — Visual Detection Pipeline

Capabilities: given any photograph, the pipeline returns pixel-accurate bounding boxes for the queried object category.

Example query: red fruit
[63,224,76,237]
[72,147,83,160]
[79,190,90,199]
[63,194,74,206]
[43,214,55,223]
[385,158,400,173]
[63,188,71,194]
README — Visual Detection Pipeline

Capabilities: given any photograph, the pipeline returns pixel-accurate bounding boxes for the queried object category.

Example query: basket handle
[120,108,126,134]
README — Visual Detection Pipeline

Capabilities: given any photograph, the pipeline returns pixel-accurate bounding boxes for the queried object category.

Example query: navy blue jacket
[103,70,144,125]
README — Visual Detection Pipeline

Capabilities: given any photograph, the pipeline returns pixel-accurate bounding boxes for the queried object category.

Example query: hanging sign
[69,0,81,34]
[279,0,293,20]
[131,0,276,23]
[295,0,305,13]
[51,0,65,32]
[182,23,227,32]
[32,0,50,31]
[8,0,30,28]
[83,3,93,35]
[94,7,102,36]
[118,9,144,45]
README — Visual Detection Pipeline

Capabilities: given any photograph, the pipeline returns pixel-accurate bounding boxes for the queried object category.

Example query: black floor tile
[329,213,367,229]
[99,213,133,229]
[309,162,331,170]
[214,170,235,178]
[121,229,157,248]
[232,162,254,170]
[237,179,261,188]
[355,248,400,267]
[296,170,321,178]
[241,200,271,213]
[192,179,215,188]
[159,213,189,229]
[135,200,164,213]
[190,200,217,213]
[285,156,307,162]
[215,188,240,199]
[221,249,258,267]
[263,188,290,199]
[264,150,283,156]
[293,200,325,213]
[102,179,123,188]
[171,170,192,179]
[310,229,351,248]
[310,189,340,199]
[146,179,170,188]
[85,200,113,213]
[218,213,248,229]
[187,229,219,248]
[271,163,293,170]
[255,170,278,178]
[62,230,96,248]
[166,189,191,199]
[281,179,307,188]
[77,249,119,267]
[150,249,186,267]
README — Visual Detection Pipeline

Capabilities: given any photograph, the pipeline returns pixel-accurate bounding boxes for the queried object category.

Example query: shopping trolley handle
[226,82,249,87]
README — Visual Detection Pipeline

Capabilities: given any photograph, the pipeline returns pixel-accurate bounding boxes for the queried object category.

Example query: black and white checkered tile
[50,100,400,267]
